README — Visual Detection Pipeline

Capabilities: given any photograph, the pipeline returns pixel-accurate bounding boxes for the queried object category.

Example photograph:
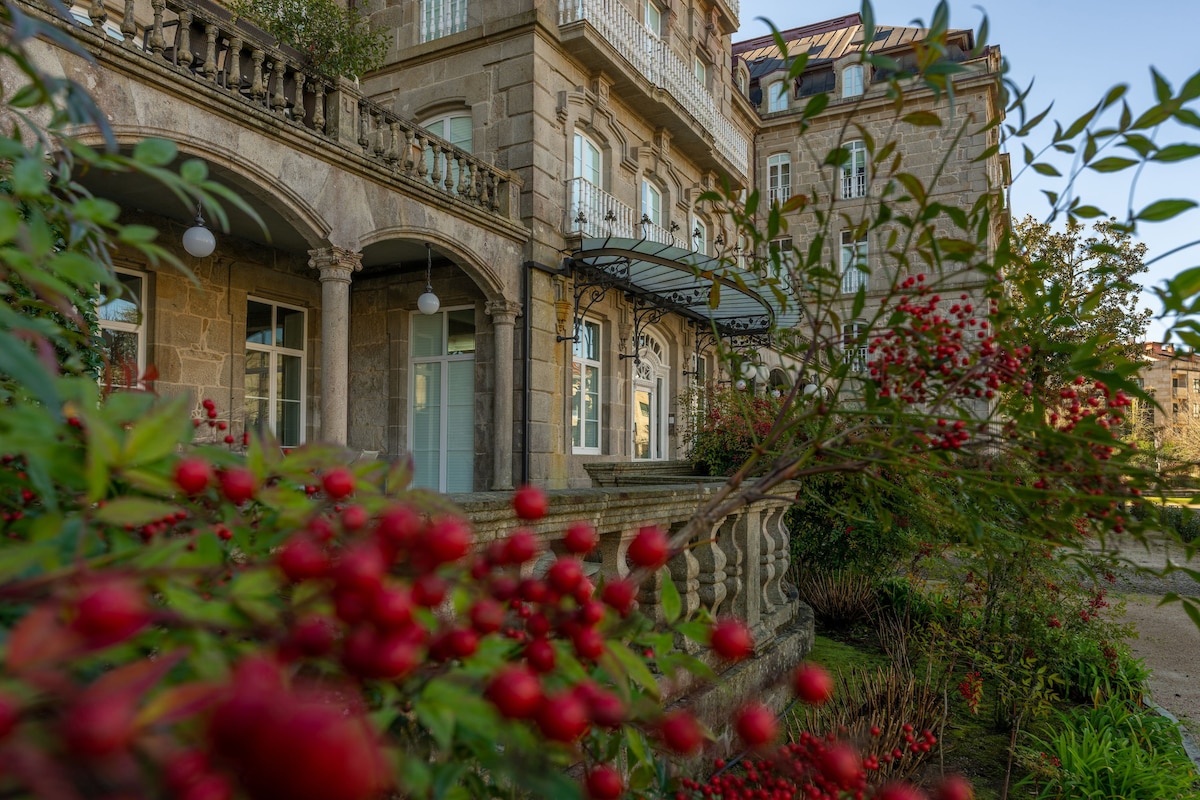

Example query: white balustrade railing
[559,0,749,176]
[420,0,468,43]
[565,179,688,248]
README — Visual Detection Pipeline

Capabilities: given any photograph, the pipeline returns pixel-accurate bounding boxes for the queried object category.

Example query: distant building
[1139,343,1200,433]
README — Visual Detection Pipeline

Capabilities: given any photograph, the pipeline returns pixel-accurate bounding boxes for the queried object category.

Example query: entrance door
[410,308,475,492]
[631,333,668,460]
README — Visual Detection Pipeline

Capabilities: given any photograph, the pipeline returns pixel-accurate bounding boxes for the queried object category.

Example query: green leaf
[1070,205,1105,219]
[1136,199,1197,222]
[608,642,659,698]
[902,111,941,127]
[1089,156,1139,173]
[660,567,681,624]
[1031,162,1061,177]
[121,395,192,468]
[133,138,178,167]
[1151,144,1200,163]
[802,93,828,120]
[1152,67,1172,102]
[95,497,181,527]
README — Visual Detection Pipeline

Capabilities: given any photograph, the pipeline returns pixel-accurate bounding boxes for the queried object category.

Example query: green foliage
[228,0,389,79]
[686,386,788,477]
[1017,697,1200,799]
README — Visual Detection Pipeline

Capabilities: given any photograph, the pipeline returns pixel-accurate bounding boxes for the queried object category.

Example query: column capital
[308,247,363,283]
[485,299,522,325]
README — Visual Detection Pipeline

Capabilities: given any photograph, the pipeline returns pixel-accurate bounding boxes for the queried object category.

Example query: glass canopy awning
[563,236,802,338]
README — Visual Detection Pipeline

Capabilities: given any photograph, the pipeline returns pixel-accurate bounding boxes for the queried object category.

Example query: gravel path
[1104,534,1200,763]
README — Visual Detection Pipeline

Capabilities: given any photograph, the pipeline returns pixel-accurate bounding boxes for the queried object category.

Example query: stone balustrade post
[485,299,521,491]
[324,78,365,148]
[694,522,727,617]
[308,247,362,446]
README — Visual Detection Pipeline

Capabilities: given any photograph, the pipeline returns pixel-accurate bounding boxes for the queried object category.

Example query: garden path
[1105,533,1200,764]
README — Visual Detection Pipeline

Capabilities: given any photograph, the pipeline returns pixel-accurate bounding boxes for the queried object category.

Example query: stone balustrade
[458,481,802,653]
[36,0,515,218]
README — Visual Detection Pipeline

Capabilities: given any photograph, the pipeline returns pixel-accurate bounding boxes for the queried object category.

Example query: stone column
[486,299,521,490]
[309,247,362,446]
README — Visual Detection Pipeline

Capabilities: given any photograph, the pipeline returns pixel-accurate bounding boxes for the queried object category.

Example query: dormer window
[842,64,864,98]
[767,80,787,113]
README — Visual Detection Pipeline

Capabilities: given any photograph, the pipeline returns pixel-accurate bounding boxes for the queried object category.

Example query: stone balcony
[564,178,682,246]
[40,0,519,224]
[557,0,750,179]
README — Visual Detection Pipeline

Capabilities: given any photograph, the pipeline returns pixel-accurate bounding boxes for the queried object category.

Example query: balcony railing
[420,0,468,43]
[558,0,749,176]
[565,178,681,247]
[40,0,512,217]
[768,186,791,206]
[842,170,867,200]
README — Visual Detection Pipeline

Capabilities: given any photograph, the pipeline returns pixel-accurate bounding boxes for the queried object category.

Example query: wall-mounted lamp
[417,243,440,315]
[182,202,216,258]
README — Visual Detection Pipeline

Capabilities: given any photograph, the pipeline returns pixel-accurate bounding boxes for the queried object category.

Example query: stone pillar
[309,247,362,446]
[486,299,521,490]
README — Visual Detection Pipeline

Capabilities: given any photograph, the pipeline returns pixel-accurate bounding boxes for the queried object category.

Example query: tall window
[422,113,471,189]
[767,80,787,113]
[769,237,794,274]
[694,56,708,89]
[97,269,146,389]
[421,0,468,42]
[644,0,662,36]
[245,299,306,447]
[641,180,663,239]
[572,320,601,453]
[692,216,708,254]
[842,140,868,199]
[840,231,868,294]
[572,131,603,232]
[842,64,864,98]
[767,152,791,205]
[843,321,869,373]
[411,308,476,492]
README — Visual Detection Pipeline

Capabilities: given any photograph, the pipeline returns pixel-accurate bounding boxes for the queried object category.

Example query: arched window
[421,113,472,190]
[632,333,669,461]
[767,152,791,205]
[767,80,787,113]
[571,131,604,235]
[842,64,864,98]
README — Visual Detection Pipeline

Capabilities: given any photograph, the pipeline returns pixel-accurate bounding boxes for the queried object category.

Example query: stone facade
[35,0,1005,492]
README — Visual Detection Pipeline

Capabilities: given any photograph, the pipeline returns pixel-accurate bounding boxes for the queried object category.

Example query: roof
[732,13,975,81]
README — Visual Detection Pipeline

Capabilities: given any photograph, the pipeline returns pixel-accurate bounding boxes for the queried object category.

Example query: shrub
[228,0,389,78]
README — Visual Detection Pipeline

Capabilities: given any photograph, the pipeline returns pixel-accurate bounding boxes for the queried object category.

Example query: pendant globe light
[417,243,440,315]
[182,202,216,258]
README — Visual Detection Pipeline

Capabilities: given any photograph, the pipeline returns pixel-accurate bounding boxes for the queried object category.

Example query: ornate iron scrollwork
[618,296,669,364]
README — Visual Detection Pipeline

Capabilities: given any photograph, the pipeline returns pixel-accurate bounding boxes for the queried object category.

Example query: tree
[1008,215,1153,400]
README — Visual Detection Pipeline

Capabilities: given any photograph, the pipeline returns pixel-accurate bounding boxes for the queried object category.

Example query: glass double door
[410,309,475,493]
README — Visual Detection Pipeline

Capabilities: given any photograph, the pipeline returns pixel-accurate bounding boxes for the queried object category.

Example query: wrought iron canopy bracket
[618,296,669,364]
[555,259,627,343]
[682,323,719,377]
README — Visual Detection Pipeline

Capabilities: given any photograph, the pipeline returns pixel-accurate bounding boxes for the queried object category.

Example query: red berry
[502,529,539,564]
[933,775,974,800]
[582,687,625,728]
[485,666,542,719]
[376,504,422,548]
[372,584,414,629]
[601,579,637,616]
[578,599,605,626]
[341,505,368,532]
[524,638,556,673]
[277,537,330,583]
[572,626,605,661]
[709,618,753,661]
[369,633,421,679]
[181,774,233,800]
[287,616,336,657]
[413,574,447,607]
[586,765,624,800]
[445,627,479,659]
[659,711,704,755]
[174,457,212,495]
[470,598,505,634]
[819,743,862,789]
[792,663,834,705]
[164,749,211,792]
[535,691,589,742]
[423,517,472,565]
[512,485,548,521]
[62,695,137,756]
[71,579,149,647]
[875,783,928,800]
[563,522,598,554]
[322,467,355,500]
[0,693,17,740]
[218,468,257,505]
[547,556,584,594]
[734,703,777,747]
[333,587,373,624]
[627,527,669,569]
[332,543,386,594]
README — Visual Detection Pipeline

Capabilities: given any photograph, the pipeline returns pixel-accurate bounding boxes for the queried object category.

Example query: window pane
[245,397,270,439]
[277,400,302,447]
[98,273,142,325]
[447,309,475,354]
[633,389,651,459]
[100,329,139,387]
[412,361,442,491]
[246,301,273,345]
[584,364,599,449]
[279,354,303,403]
[446,360,474,492]
[278,306,304,351]
[571,362,583,448]
[582,321,600,361]
[244,349,270,398]
[412,312,444,358]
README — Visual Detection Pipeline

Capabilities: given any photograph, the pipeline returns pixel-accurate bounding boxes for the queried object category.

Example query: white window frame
[692,216,708,255]
[767,80,787,113]
[843,321,869,373]
[840,231,868,294]
[421,0,468,43]
[631,332,669,461]
[842,140,868,199]
[767,152,791,205]
[842,64,864,98]
[98,267,147,389]
[572,319,602,454]
[245,297,307,447]
[644,0,662,37]
[694,55,709,90]
[769,237,794,274]
[641,179,663,230]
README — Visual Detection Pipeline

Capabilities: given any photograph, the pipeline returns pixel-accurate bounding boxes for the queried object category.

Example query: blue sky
[738,0,1200,341]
